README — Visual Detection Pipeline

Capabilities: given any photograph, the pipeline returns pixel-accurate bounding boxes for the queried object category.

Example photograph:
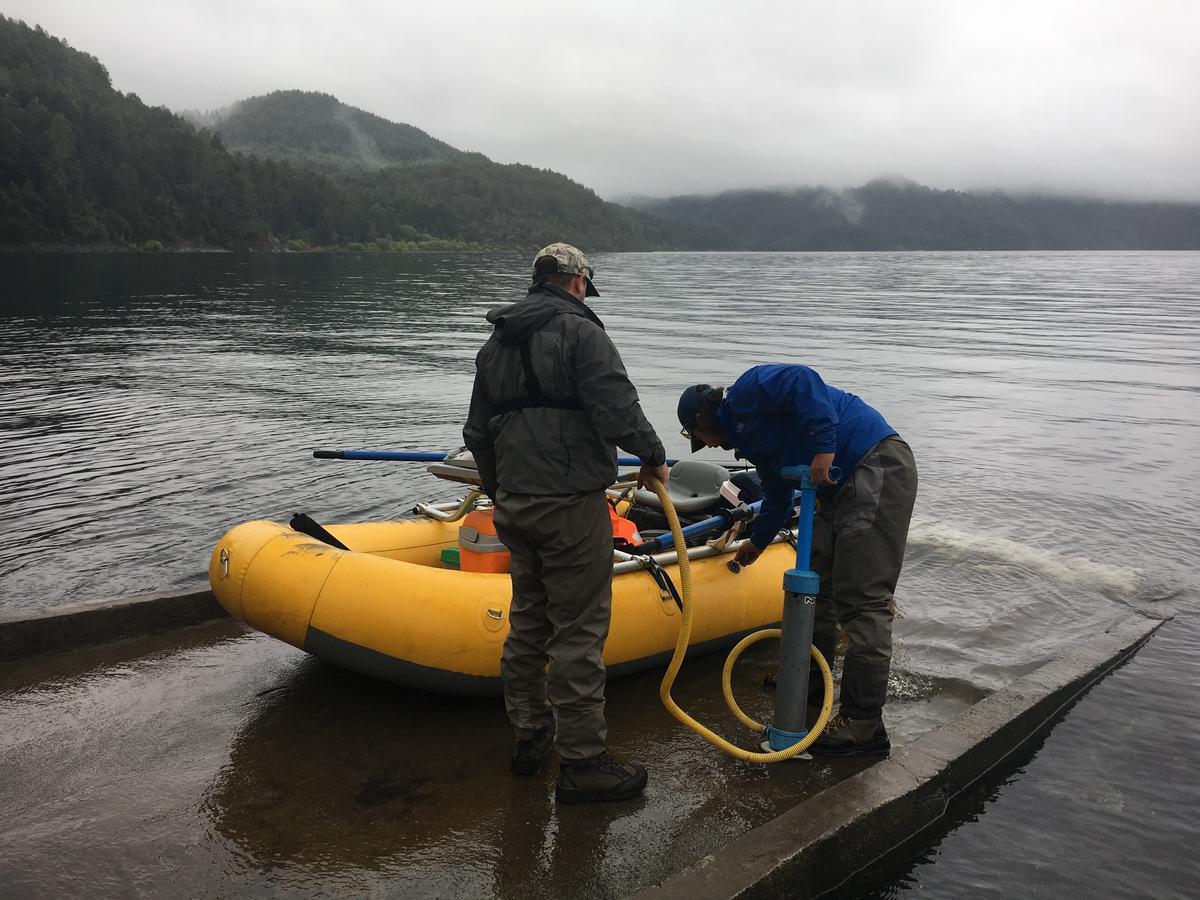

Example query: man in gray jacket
[464,242,668,804]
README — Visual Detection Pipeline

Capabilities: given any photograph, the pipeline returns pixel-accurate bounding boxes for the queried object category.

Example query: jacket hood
[485,284,604,345]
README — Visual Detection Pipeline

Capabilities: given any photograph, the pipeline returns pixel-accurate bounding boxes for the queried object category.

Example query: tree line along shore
[3,16,1198,254]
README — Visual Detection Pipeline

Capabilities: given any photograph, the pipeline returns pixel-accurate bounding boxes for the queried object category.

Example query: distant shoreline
[0,240,494,255]
[4,244,1199,255]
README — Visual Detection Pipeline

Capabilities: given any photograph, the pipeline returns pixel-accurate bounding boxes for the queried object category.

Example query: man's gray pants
[493,489,613,762]
[809,437,918,721]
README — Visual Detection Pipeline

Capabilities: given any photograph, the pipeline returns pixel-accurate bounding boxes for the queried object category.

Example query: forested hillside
[0,17,258,248]
[0,17,694,251]
[4,16,1198,253]
[633,179,1200,250]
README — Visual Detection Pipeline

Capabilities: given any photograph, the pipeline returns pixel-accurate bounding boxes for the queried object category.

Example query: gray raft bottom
[305,624,778,696]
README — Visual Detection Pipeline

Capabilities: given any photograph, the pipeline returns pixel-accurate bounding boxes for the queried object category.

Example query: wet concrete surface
[637,610,1168,899]
[0,626,981,898]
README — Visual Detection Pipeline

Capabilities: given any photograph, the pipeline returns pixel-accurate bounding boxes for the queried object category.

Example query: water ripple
[1,251,1197,693]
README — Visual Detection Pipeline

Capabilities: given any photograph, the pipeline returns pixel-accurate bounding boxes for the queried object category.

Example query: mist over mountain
[181,91,459,172]
[631,180,1200,251]
[3,15,1199,253]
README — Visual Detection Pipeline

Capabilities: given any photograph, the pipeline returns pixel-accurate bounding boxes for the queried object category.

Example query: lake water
[2,251,1197,895]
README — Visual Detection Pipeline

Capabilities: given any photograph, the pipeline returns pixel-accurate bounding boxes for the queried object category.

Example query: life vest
[609,502,642,547]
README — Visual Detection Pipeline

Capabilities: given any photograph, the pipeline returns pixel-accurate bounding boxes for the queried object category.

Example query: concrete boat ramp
[0,594,1169,899]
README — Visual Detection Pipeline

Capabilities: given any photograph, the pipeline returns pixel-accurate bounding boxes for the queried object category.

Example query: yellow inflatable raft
[208,510,791,696]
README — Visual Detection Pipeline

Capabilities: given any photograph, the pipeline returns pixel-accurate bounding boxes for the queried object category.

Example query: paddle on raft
[313,449,674,466]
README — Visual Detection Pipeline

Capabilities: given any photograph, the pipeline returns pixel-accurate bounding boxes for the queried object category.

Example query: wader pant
[493,489,613,762]
[810,436,918,721]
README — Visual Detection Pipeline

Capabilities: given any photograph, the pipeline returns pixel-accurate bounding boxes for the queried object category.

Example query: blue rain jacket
[715,364,898,549]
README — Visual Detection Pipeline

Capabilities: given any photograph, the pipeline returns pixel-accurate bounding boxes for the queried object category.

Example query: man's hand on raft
[638,462,670,489]
[810,453,837,487]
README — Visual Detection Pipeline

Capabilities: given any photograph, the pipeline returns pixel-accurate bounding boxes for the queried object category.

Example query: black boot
[555,752,647,804]
[812,654,891,756]
[810,713,890,756]
[511,725,555,776]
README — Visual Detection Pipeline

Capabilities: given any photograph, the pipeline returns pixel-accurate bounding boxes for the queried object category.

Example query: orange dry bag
[459,509,511,573]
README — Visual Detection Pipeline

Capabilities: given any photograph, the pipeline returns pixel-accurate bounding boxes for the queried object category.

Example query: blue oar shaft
[637,497,782,554]
[314,450,447,462]
[314,449,668,466]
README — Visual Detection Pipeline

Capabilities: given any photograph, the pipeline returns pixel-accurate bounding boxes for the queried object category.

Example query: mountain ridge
[3,15,1199,252]
[629,180,1200,250]
[0,16,694,251]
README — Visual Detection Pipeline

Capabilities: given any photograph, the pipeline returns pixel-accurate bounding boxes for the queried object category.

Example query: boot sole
[555,772,648,805]
[811,741,890,758]
[511,758,549,776]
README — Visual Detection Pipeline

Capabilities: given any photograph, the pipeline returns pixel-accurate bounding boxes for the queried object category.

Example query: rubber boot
[810,714,890,756]
[511,725,555,776]
[838,656,890,721]
[555,752,647,804]
[812,655,891,756]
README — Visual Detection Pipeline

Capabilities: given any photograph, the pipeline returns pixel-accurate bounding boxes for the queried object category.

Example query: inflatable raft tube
[209,516,790,696]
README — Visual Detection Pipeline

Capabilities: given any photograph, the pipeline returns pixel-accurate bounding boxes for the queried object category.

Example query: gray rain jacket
[463,283,665,496]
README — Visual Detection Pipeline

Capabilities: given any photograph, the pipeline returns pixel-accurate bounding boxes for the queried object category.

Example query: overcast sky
[8,0,1200,200]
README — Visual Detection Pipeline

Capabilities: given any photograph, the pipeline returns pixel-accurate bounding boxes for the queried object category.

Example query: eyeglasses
[680,425,695,440]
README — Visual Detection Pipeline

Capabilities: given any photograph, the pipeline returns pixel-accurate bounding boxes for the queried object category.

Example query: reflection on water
[202,657,621,896]
[205,659,507,869]
[195,646,865,898]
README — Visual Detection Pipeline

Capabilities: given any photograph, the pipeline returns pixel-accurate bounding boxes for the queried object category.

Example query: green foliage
[0,17,259,248]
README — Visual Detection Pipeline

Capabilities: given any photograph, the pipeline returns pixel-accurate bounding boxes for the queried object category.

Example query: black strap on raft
[625,507,742,556]
[642,557,683,611]
[613,537,640,554]
[492,340,583,414]
[290,512,351,551]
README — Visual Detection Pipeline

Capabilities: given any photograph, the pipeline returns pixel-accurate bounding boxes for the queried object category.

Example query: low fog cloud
[7,0,1199,200]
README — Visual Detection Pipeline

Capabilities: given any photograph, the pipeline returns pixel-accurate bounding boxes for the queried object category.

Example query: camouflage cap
[531,242,599,297]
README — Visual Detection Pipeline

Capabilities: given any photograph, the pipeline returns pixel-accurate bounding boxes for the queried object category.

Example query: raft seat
[427,448,482,486]
[633,460,731,515]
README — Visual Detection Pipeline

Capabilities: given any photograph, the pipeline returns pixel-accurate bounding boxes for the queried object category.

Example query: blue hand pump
[764,464,827,751]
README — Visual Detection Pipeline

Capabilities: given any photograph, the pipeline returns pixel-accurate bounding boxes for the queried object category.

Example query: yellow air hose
[646,475,834,762]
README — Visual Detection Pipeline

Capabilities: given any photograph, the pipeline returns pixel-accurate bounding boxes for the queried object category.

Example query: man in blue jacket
[677,364,918,756]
